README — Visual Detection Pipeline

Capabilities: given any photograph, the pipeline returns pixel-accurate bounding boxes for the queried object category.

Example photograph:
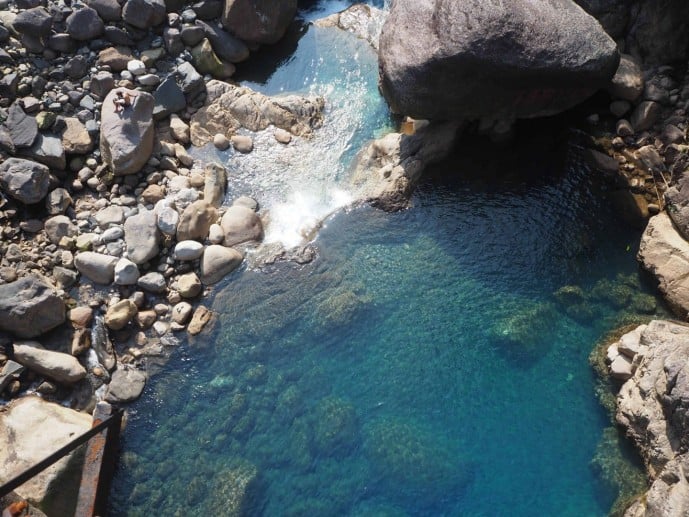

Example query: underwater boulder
[312,396,359,455]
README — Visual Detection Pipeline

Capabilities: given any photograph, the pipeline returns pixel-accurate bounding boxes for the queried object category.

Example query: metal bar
[75,402,123,517]
[0,407,124,499]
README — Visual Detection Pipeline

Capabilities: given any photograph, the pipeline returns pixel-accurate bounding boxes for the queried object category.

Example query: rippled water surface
[109,2,662,515]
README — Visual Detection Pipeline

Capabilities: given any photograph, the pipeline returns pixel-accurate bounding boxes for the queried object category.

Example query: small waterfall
[193,5,392,252]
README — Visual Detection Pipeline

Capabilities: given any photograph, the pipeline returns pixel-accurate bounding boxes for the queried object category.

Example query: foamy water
[191,14,392,252]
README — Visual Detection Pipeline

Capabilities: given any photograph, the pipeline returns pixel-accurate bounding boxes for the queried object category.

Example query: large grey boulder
[638,213,689,318]
[124,209,160,264]
[221,0,296,45]
[0,397,91,516]
[121,0,165,29]
[13,341,87,384]
[0,275,65,338]
[100,88,155,176]
[12,7,53,37]
[0,157,50,204]
[378,0,619,121]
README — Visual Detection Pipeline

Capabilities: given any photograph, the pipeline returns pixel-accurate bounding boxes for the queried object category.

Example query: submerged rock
[206,460,259,515]
[490,300,558,362]
[378,0,619,121]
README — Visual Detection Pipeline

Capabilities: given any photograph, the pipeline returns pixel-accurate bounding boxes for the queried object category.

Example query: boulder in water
[378,0,619,121]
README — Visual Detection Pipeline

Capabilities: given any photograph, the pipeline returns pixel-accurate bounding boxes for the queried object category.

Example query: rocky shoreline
[2,0,689,514]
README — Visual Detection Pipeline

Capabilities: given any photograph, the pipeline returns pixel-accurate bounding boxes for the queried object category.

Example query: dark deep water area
[109,2,664,515]
[109,130,664,516]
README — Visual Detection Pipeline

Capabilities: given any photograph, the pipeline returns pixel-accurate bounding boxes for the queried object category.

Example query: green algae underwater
[109,2,664,515]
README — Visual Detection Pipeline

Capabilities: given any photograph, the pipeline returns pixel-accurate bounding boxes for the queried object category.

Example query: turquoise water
[109,140,662,515]
[108,3,663,515]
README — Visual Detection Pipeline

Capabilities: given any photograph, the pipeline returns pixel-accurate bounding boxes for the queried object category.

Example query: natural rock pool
[109,2,666,515]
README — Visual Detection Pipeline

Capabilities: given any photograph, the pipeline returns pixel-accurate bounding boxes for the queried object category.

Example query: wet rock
[177,200,218,242]
[69,306,93,328]
[213,133,230,150]
[273,128,292,144]
[105,299,138,330]
[220,205,263,247]
[124,209,159,265]
[378,0,618,121]
[221,0,297,45]
[74,251,118,284]
[105,366,146,403]
[0,275,65,338]
[200,244,243,284]
[204,162,226,207]
[13,341,86,384]
[44,215,78,245]
[136,310,156,329]
[608,54,644,103]
[0,157,50,204]
[66,7,104,40]
[0,396,91,515]
[137,272,167,293]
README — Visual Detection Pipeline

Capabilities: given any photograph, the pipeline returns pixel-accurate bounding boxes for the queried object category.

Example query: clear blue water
[109,3,663,515]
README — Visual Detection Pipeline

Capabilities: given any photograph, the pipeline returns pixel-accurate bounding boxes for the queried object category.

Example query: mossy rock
[590,427,647,517]
[591,278,636,310]
[553,285,587,306]
[312,396,359,455]
[490,301,558,361]
[206,460,260,515]
[629,293,657,314]
[364,417,472,502]
[314,285,372,332]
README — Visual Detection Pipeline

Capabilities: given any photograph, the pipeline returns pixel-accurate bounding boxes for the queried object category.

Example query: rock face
[100,88,155,175]
[221,0,297,45]
[378,0,619,121]
[606,320,689,515]
[575,0,689,64]
[638,213,689,318]
[0,157,50,204]
[0,275,65,338]
[13,341,87,384]
[190,80,324,146]
[0,397,91,516]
